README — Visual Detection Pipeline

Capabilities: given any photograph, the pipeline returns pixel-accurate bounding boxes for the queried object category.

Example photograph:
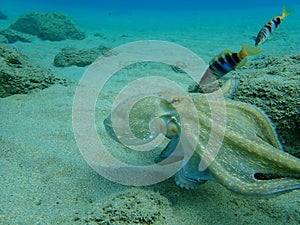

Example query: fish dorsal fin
[219,49,232,57]
[222,49,232,54]
[211,49,232,63]
[213,49,232,59]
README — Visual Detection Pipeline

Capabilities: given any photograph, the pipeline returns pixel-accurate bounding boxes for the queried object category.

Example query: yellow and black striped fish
[255,5,294,46]
[205,43,261,79]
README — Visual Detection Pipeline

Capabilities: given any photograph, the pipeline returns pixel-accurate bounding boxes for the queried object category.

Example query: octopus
[104,79,300,196]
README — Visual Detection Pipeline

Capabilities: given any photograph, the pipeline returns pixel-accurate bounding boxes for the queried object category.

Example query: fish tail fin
[240,43,262,58]
[282,5,294,19]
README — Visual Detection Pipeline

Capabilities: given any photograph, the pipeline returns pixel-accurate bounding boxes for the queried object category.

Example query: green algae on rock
[0,45,70,98]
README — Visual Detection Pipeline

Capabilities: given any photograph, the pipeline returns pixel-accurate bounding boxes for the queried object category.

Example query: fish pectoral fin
[154,134,184,165]
[235,57,247,68]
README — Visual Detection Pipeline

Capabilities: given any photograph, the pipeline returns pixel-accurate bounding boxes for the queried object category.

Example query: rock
[0,44,70,98]
[93,32,103,37]
[0,28,33,43]
[0,11,7,20]
[0,34,8,43]
[53,45,111,67]
[232,54,300,157]
[79,190,173,224]
[9,12,85,41]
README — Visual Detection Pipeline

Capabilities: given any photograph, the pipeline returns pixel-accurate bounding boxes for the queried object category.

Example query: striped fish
[200,44,261,85]
[255,5,294,46]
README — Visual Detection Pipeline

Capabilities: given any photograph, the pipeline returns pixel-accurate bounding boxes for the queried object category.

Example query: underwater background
[1,0,300,224]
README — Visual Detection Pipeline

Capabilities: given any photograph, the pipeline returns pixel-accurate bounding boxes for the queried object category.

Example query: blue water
[2,0,300,17]
[2,0,300,11]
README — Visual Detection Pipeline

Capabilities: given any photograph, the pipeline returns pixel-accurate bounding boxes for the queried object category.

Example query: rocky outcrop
[0,45,70,98]
[0,34,8,43]
[9,12,85,41]
[0,28,33,43]
[53,45,111,67]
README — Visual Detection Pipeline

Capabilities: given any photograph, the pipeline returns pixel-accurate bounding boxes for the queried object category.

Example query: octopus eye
[171,97,180,104]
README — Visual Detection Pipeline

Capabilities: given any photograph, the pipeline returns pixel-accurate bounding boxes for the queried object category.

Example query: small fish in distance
[255,5,294,46]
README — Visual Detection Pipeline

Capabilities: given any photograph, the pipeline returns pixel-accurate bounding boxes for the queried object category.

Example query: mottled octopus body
[104,80,300,196]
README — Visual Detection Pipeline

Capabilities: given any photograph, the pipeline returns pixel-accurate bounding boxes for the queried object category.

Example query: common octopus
[104,80,300,196]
